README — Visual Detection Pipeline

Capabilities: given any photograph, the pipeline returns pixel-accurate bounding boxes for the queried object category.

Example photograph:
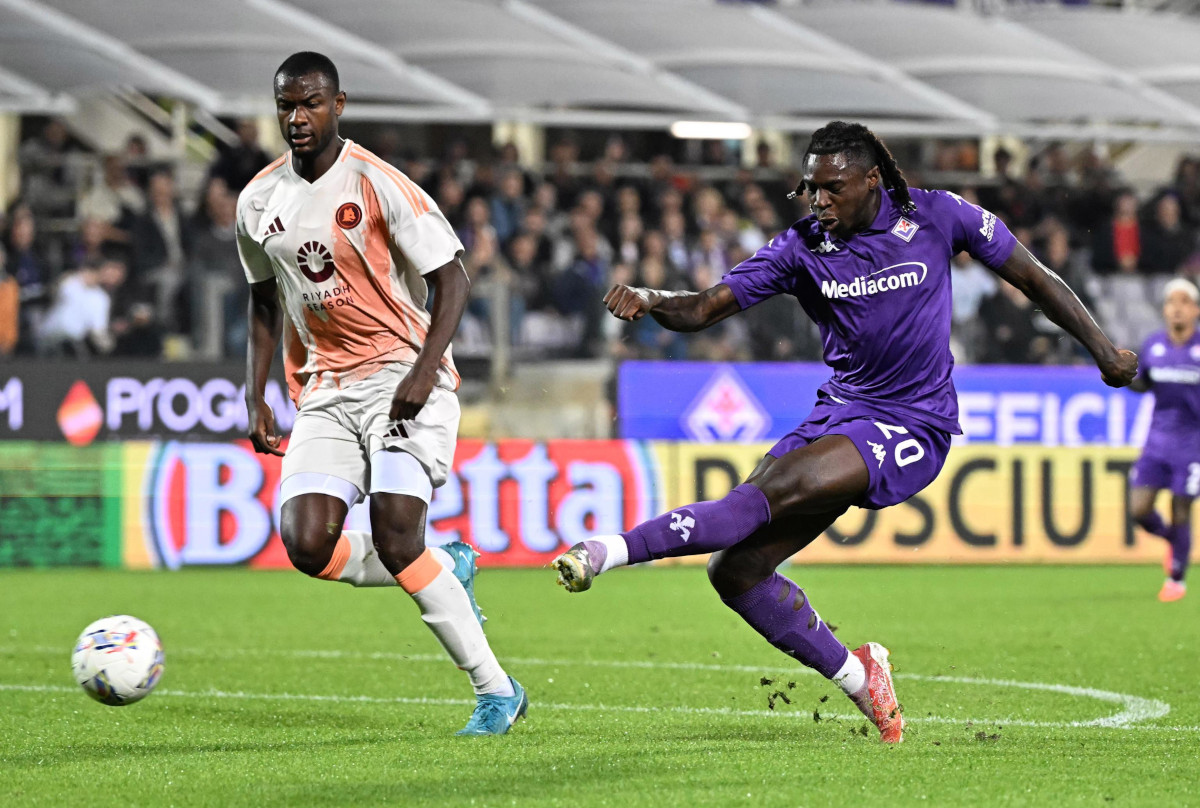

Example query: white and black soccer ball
[71,615,164,706]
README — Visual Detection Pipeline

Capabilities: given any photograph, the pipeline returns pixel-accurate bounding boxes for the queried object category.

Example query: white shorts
[281,363,460,499]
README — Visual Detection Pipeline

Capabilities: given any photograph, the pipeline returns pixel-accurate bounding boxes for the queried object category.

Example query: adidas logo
[264,216,286,237]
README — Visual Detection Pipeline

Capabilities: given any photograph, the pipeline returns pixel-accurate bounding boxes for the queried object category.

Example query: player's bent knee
[707,547,772,598]
[280,529,338,578]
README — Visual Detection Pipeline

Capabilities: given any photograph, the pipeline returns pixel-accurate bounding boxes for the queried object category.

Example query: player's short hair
[803,121,915,213]
[1163,278,1200,304]
[275,51,340,93]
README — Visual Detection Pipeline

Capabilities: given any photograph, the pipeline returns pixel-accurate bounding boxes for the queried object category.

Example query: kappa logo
[336,202,362,230]
[1151,343,1167,358]
[669,512,696,542]
[812,239,839,254]
[891,217,919,242]
[868,440,887,468]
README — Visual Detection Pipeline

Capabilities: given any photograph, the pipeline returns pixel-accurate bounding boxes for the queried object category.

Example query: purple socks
[622,483,772,565]
[722,573,849,679]
[1168,523,1191,583]
[1136,511,1169,538]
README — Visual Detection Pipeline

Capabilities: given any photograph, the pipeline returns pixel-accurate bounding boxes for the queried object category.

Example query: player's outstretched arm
[390,257,470,422]
[991,243,1137,387]
[245,277,285,456]
[604,283,740,333]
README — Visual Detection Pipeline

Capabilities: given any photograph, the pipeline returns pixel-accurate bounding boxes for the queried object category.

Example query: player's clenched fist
[1100,348,1139,388]
[604,285,661,321]
[247,400,285,456]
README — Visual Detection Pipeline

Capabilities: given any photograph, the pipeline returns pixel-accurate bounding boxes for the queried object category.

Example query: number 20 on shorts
[874,421,925,468]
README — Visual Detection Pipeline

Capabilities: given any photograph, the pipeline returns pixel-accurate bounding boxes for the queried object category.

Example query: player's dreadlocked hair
[800,121,915,214]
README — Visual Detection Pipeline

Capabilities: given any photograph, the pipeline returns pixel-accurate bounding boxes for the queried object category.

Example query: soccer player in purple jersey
[551,122,1138,744]
[1128,278,1200,603]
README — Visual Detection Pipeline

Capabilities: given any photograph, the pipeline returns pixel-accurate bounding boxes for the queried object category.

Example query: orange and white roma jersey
[236,139,464,405]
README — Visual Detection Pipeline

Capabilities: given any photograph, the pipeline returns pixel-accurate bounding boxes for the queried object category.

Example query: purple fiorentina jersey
[1137,329,1200,457]
[722,187,1017,433]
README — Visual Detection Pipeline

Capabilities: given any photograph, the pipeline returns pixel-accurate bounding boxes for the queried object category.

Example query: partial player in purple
[552,121,1138,744]
[1128,278,1200,603]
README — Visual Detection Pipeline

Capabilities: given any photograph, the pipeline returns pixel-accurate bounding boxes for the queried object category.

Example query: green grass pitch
[1,564,1196,806]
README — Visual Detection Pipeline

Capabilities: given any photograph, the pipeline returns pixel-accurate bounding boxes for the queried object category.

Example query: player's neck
[1167,323,1195,346]
[845,188,883,237]
[292,136,345,183]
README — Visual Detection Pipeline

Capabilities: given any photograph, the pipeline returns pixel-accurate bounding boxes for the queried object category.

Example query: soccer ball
[71,615,164,706]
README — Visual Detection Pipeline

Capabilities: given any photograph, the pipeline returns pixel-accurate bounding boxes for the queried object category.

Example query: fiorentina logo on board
[682,369,771,442]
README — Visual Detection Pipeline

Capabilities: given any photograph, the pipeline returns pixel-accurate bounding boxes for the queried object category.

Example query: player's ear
[866,165,881,190]
[334,91,346,117]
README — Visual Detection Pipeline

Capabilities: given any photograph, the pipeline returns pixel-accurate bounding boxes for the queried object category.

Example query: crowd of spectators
[4,118,1200,371]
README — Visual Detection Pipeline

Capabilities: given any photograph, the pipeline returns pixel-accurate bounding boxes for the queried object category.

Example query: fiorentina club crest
[682,369,771,442]
[891,217,919,242]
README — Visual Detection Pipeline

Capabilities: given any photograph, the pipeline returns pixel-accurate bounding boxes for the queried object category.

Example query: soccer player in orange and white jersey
[238,52,526,735]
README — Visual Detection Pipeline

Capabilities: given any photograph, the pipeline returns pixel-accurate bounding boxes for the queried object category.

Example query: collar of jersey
[285,138,354,188]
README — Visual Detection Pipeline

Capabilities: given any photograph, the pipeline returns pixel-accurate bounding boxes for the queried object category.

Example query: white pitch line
[2,645,1179,731]
[0,682,1196,732]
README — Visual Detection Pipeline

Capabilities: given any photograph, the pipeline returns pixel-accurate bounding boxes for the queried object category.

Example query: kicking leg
[707,506,904,744]
[554,436,867,591]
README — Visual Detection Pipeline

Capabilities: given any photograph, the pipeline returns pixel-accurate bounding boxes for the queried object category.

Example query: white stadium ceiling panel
[0,0,206,109]
[273,0,741,124]
[1018,8,1200,114]
[526,0,992,128]
[784,2,1200,135]
[28,0,483,117]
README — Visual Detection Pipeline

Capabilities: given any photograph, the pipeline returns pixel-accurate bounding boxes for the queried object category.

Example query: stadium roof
[1017,6,1200,111]
[273,0,742,127]
[4,0,1200,140]
[22,0,489,119]
[525,0,995,134]
[783,1,1200,140]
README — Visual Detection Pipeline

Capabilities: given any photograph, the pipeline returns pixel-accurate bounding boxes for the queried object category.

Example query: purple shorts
[1131,452,1200,498]
[768,397,952,510]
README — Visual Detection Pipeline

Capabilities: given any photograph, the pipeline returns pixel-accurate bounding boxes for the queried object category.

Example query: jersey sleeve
[1136,334,1156,388]
[376,172,465,275]
[927,190,1017,270]
[720,228,802,309]
[236,196,274,284]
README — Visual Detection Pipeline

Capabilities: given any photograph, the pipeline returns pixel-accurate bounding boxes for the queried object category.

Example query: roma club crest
[336,202,362,229]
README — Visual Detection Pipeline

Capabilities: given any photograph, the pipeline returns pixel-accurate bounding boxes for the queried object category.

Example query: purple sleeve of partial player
[720,227,802,310]
[926,190,1017,270]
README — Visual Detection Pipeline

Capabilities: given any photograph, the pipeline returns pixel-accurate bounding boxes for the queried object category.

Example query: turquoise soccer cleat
[439,541,486,625]
[455,677,528,736]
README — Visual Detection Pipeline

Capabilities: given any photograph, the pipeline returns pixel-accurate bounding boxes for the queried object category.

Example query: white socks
[395,549,514,697]
[833,651,867,697]
[317,531,396,587]
[593,535,629,573]
[832,651,870,718]
[316,538,513,698]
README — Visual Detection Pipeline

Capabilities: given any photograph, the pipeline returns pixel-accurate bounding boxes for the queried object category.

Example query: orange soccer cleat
[1158,579,1187,602]
[849,642,905,744]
